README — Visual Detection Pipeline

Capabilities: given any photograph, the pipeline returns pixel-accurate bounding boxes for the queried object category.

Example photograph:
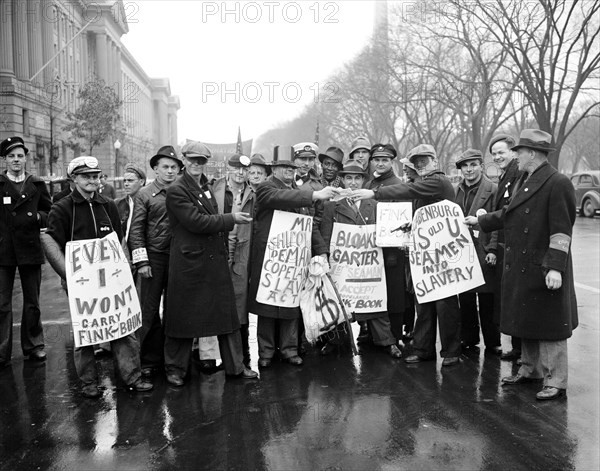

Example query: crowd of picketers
[0,128,577,401]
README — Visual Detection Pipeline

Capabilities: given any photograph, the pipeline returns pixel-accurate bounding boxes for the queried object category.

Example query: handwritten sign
[66,232,142,348]
[409,200,484,303]
[376,202,413,247]
[256,210,312,307]
[329,223,387,313]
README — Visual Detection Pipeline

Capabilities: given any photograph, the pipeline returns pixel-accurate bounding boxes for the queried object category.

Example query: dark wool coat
[248,176,322,320]
[0,172,52,265]
[454,176,498,293]
[164,171,239,338]
[320,197,385,322]
[479,162,578,340]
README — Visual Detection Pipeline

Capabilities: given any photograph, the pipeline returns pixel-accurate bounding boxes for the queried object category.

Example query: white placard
[329,223,387,313]
[376,202,413,247]
[256,210,313,307]
[66,232,142,347]
[409,200,485,303]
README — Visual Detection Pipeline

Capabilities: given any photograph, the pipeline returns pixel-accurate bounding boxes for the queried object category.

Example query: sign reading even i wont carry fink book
[66,232,142,348]
[256,210,313,307]
[409,200,485,303]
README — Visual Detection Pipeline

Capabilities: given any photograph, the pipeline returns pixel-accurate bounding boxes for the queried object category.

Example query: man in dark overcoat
[466,129,577,401]
[0,136,51,367]
[163,141,258,386]
[489,133,524,362]
[454,149,501,355]
[247,157,337,368]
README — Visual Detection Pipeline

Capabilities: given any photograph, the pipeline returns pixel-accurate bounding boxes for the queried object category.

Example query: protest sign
[409,200,484,303]
[66,232,142,348]
[256,210,312,307]
[376,202,413,247]
[329,223,387,313]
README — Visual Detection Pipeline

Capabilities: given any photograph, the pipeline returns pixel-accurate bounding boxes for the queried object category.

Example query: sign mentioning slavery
[329,223,387,313]
[66,232,142,348]
[376,202,413,247]
[409,200,484,303]
[257,210,313,307]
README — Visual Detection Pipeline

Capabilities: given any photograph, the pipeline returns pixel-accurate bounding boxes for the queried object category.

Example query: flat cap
[407,144,436,162]
[455,149,483,168]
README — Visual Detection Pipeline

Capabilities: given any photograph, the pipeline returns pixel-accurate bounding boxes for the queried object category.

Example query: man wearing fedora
[353,143,462,367]
[43,156,152,398]
[229,154,270,367]
[319,162,402,358]
[466,129,577,400]
[248,154,337,367]
[129,145,183,378]
[489,133,524,363]
[0,136,52,368]
[318,146,345,188]
[454,149,501,356]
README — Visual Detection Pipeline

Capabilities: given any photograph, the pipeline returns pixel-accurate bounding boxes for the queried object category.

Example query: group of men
[0,128,577,401]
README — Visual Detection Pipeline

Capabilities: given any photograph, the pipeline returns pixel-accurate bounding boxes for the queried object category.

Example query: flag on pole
[236,126,243,153]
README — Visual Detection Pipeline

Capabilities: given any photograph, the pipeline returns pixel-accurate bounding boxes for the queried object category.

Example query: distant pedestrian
[0,136,52,368]
[99,174,116,199]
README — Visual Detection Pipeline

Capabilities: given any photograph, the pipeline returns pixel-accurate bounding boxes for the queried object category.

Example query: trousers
[519,338,568,389]
[412,295,461,358]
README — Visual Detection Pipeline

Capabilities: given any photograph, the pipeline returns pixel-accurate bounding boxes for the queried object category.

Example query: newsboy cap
[0,136,29,157]
[488,133,515,154]
[150,145,183,168]
[511,129,555,153]
[293,142,319,159]
[455,149,483,168]
[406,144,436,162]
[370,143,397,159]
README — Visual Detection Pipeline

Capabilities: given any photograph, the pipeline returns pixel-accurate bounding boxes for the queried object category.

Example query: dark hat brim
[318,153,344,166]
[2,142,29,156]
[150,154,184,168]
[511,141,556,153]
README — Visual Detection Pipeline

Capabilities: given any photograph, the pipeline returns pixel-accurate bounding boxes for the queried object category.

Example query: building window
[22,109,30,136]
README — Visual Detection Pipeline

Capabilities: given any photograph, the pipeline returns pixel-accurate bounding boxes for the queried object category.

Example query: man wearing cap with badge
[454,149,501,356]
[346,136,372,173]
[489,133,524,363]
[129,145,182,378]
[229,154,270,367]
[353,143,462,367]
[0,136,52,368]
[466,129,577,401]
[248,151,338,367]
[318,146,345,188]
[43,156,152,397]
[319,162,402,358]
[163,140,258,385]
[365,143,407,348]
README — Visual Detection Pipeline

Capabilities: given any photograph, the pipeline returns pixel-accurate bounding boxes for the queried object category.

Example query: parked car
[570,171,600,217]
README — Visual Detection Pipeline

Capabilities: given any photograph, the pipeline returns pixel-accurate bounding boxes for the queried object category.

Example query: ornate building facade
[0,0,179,178]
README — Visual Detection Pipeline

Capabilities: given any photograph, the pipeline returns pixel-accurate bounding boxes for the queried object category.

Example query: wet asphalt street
[1,218,599,471]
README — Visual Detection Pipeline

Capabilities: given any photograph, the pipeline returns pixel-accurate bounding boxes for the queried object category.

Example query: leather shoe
[501,374,541,385]
[486,346,503,356]
[81,384,101,398]
[536,386,566,401]
[442,356,460,367]
[130,379,154,392]
[285,355,303,366]
[386,344,402,358]
[231,368,259,379]
[501,349,521,361]
[166,374,184,387]
[258,358,272,368]
[28,350,46,361]
[404,354,431,364]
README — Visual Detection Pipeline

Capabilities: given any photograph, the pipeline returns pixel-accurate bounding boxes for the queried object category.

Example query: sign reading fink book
[66,232,142,347]
[409,200,485,303]
[257,210,313,307]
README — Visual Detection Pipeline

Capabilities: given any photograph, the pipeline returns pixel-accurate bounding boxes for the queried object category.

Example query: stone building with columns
[0,0,179,179]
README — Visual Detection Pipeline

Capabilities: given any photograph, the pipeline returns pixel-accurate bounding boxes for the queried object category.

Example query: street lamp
[114,139,121,178]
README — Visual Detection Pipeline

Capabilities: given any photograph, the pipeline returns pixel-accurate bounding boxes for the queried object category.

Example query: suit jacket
[479,162,578,340]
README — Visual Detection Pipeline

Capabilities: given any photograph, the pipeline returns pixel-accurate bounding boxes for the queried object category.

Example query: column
[157,99,168,144]
[0,0,15,75]
[27,0,43,85]
[115,45,122,99]
[95,32,108,82]
[12,0,30,80]
[40,0,53,85]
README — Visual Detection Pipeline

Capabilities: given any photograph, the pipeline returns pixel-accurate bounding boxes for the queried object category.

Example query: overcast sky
[121,1,376,145]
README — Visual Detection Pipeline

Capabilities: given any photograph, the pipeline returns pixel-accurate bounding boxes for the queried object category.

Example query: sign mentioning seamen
[409,200,485,303]
[257,210,313,307]
[66,232,142,348]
